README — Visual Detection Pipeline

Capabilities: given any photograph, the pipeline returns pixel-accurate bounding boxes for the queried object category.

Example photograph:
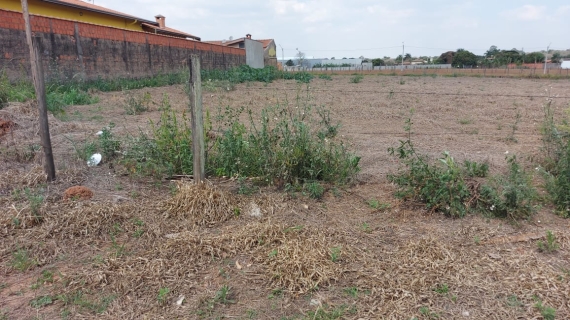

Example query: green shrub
[209,102,360,186]
[202,65,313,84]
[66,123,120,162]
[477,156,536,219]
[124,91,151,115]
[349,74,364,83]
[539,99,570,216]
[145,95,193,176]
[318,74,332,81]
[304,181,324,199]
[46,85,99,114]
[389,115,536,219]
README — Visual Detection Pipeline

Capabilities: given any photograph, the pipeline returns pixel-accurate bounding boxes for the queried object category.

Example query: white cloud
[271,0,307,15]
[365,5,415,24]
[504,5,546,21]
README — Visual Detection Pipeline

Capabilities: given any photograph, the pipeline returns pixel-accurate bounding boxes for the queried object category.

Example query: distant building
[206,34,277,67]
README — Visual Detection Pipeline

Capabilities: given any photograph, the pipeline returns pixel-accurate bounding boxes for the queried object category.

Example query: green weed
[268,288,283,299]
[343,287,359,298]
[57,291,115,314]
[349,74,364,83]
[540,99,570,216]
[214,285,234,304]
[30,296,54,308]
[433,283,449,294]
[505,111,521,143]
[389,114,535,219]
[305,304,354,320]
[477,155,536,219]
[209,99,359,187]
[534,298,556,320]
[506,295,523,308]
[31,269,55,289]
[329,247,341,262]
[418,306,439,319]
[318,74,332,81]
[10,248,37,271]
[537,230,559,253]
[203,65,313,84]
[124,91,151,115]
[157,287,170,305]
[46,85,99,114]
[304,181,324,199]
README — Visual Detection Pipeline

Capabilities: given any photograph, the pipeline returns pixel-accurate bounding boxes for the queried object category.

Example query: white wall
[245,39,264,69]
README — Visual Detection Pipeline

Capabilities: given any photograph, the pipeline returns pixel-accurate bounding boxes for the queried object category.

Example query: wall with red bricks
[0,9,246,81]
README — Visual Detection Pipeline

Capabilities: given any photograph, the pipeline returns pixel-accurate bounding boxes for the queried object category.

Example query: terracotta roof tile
[42,0,153,23]
[142,23,200,41]
[205,38,274,49]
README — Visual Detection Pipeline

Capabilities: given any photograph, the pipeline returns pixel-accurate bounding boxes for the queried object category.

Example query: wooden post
[188,55,205,183]
[21,0,56,181]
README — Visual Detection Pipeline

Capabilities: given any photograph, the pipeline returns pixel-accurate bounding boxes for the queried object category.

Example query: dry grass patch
[162,182,238,226]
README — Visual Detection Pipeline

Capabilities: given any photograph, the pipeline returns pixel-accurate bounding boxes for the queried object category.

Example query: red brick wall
[0,9,246,81]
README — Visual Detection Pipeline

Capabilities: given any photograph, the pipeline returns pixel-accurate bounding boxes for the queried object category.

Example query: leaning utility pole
[21,0,56,181]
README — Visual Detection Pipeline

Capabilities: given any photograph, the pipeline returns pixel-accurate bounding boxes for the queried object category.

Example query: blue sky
[94,0,570,59]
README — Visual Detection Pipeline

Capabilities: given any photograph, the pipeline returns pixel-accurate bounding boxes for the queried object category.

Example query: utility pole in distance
[401,42,404,72]
[544,43,551,75]
[21,0,56,181]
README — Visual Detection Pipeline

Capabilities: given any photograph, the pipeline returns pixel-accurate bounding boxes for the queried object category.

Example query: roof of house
[41,0,200,40]
[141,23,200,41]
[41,0,155,24]
[205,38,273,49]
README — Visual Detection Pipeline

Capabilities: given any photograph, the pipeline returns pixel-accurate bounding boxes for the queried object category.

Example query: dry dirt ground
[1,75,570,319]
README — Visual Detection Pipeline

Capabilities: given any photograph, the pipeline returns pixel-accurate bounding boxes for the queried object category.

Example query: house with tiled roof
[1,0,200,40]
[206,34,277,67]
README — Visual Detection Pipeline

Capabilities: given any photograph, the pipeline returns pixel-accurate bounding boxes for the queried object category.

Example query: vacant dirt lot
[1,75,570,319]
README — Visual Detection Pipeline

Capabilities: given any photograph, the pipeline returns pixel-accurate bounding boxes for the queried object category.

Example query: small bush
[349,74,364,83]
[389,115,536,219]
[477,156,536,219]
[209,102,360,186]
[203,79,235,92]
[539,99,570,216]
[202,65,313,84]
[304,181,324,199]
[537,230,559,253]
[46,85,99,114]
[318,74,333,81]
[66,123,120,162]
[124,91,151,115]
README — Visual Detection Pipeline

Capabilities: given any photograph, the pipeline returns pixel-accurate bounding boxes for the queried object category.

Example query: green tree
[551,52,562,63]
[404,53,412,61]
[495,49,522,64]
[524,52,545,63]
[485,45,499,58]
[371,58,385,67]
[285,59,294,67]
[453,49,478,67]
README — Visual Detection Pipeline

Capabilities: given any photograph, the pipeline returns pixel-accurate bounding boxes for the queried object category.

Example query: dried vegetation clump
[0,118,15,138]
[63,186,94,201]
[162,182,237,226]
